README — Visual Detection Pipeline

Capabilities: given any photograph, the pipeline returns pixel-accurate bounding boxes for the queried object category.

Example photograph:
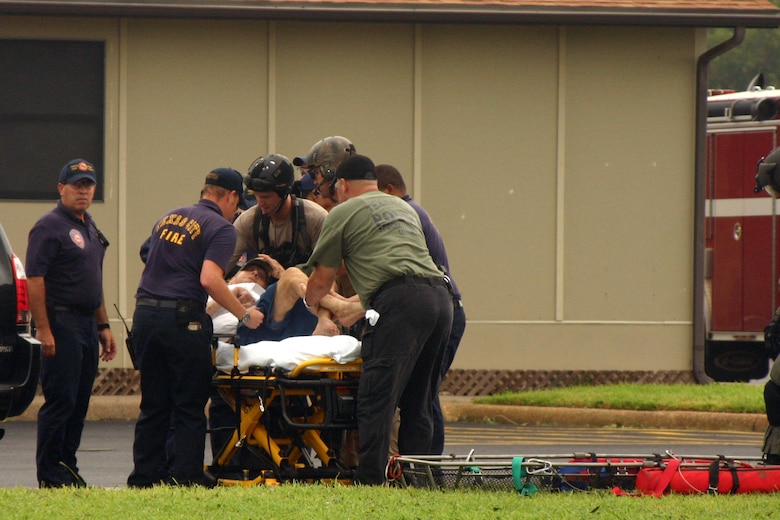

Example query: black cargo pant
[127,301,212,487]
[430,301,467,455]
[353,276,453,485]
[36,308,98,486]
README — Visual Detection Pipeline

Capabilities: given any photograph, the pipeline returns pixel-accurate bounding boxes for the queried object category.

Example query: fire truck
[705,85,780,381]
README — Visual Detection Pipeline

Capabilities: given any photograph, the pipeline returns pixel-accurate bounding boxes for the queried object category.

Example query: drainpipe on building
[693,27,746,384]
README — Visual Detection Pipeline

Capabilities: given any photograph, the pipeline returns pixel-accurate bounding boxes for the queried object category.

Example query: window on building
[0,39,105,201]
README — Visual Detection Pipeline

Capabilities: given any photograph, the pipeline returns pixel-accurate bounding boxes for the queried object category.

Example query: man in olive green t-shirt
[303,154,454,485]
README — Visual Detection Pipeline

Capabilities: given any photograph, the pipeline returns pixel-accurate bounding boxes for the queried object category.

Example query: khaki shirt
[230,197,327,268]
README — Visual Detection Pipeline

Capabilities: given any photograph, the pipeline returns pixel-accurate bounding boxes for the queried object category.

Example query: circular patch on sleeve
[69,229,85,249]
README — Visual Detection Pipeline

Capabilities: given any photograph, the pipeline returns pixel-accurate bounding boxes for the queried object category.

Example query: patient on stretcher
[215,266,364,371]
[208,258,271,335]
[208,265,365,465]
[235,266,365,343]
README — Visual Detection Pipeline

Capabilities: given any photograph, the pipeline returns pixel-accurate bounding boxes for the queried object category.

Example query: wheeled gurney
[206,335,362,487]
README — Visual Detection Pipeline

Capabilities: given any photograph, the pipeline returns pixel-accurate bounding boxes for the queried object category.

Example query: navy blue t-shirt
[403,194,461,300]
[136,199,236,304]
[238,282,317,344]
[26,201,107,310]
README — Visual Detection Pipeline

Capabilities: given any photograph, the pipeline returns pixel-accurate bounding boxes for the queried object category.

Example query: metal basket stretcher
[206,336,362,487]
[388,450,773,495]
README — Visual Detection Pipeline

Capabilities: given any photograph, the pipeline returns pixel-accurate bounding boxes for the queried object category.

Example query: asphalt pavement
[4,395,767,489]
[2,420,763,489]
[9,394,770,433]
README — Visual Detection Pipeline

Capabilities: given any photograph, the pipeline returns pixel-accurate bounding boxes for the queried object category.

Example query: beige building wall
[0,16,700,372]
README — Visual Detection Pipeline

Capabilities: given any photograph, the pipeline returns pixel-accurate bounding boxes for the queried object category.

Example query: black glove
[765,309,780,361]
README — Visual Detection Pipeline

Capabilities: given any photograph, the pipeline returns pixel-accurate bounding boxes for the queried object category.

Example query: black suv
[0,222,41,440]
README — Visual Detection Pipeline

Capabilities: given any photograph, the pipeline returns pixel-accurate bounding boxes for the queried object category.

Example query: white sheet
[215,334,361,373]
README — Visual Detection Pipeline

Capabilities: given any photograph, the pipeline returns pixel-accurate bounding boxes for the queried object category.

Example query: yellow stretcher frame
[207,338,362,487]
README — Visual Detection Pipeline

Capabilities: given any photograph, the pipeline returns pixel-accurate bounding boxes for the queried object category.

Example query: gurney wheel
[203,470,218,488]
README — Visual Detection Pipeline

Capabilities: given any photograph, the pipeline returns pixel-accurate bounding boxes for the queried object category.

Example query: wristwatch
[241,309,251,325]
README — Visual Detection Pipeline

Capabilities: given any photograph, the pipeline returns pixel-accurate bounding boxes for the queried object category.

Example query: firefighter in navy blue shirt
[26,158,117,488]
[127,167,263,488]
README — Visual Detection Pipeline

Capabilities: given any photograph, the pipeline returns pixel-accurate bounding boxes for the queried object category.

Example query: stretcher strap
[387,454,403,480]
[648,458,681,497]
[708,456,740,494]
[612,458,681,497]
[512,457,538,496]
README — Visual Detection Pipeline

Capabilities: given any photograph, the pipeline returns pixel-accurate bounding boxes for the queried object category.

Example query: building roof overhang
[0,0,778,29]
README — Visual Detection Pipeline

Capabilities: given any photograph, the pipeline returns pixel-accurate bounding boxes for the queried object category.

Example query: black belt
[49,304,95,316]
[136,298,202,310]
[373,275,447,304]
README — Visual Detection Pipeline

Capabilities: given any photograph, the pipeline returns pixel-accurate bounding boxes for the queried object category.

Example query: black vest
[252,196,312,269]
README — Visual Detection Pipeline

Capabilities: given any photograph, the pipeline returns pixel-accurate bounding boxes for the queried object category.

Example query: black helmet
[755,146,780,196]
[293,136,356,183]
[245,154,295,197]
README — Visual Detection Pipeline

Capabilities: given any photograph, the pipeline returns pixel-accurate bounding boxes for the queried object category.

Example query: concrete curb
[9,396,770,433]
[11,396,141,422]
[440,401,769,433]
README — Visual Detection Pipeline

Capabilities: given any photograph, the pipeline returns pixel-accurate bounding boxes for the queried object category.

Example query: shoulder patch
[69,228,85,249]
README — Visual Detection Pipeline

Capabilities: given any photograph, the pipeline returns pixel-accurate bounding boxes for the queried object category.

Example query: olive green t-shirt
[307,190,443,308]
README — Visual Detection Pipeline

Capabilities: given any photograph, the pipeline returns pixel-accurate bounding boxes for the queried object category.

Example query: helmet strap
[268,193,288,218]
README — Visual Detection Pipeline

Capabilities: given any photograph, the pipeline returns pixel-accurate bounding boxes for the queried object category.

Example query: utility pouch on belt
[175,300,202,329]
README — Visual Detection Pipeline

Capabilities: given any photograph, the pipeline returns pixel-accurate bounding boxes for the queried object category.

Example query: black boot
[59,461,88,487]
[763,453,780,466]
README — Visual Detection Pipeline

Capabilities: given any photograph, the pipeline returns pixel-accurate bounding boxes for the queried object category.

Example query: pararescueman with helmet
[294,135,357,213]
[755,146,780,466]
[209,150,332,463]
[229,153,328,276]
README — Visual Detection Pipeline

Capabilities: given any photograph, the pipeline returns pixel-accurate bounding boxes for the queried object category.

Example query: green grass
[475,383,767,414]
[3,485,780,519]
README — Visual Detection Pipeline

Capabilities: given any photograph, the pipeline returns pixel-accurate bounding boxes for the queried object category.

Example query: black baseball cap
[59,159,97,184]
[206,167,249,209]
[335,154,377,181]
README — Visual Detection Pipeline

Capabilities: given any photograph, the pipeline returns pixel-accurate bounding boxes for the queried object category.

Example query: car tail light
[11,253,30,326]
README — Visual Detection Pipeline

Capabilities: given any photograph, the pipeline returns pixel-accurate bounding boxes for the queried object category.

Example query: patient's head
[232,258,271,288]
